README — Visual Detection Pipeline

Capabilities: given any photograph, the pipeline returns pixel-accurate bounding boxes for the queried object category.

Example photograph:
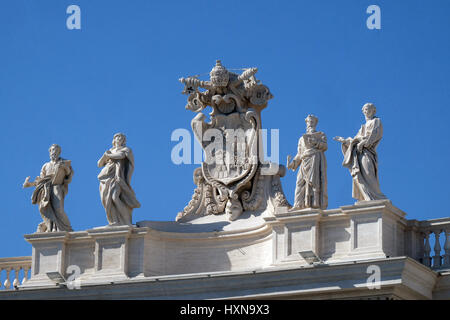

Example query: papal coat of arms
[176,60,290,222]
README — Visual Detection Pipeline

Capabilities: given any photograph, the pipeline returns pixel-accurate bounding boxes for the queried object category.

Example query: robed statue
[23,144,74,232]
[334,103,387,201]
[98,133,140,226]
[287,115,328,209]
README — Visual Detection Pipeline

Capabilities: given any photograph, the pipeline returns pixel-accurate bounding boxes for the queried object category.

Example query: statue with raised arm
[98,133,140,226]
[23,144,74,233]
[287,115,328,210]
[334,103,387,201]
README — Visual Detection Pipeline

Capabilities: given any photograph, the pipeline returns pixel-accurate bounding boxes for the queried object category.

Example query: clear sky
[0,0,449,258]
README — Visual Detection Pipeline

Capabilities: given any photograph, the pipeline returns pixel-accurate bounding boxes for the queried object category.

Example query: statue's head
[48,144,61,161]
[193,167,204,185]
[305,114,318,129]
[210,60,229,87]
[225,197,243,221]
[362,103,376,119]
[112,132,126,147]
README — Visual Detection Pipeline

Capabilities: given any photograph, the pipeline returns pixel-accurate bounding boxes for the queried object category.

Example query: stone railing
[0,257,31,290]
[408,218,450,270]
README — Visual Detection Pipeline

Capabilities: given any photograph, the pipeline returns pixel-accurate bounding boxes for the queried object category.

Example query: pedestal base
[21,200,407,288]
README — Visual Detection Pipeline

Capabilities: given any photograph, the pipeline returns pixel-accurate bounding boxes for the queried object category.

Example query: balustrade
[0,257,31,290]
[417,218,450,270]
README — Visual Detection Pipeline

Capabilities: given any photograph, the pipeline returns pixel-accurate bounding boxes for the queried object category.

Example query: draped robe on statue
[98,146,140,226]
[292,131,328,209]
[341,117,387,201]
[31,159,73,232]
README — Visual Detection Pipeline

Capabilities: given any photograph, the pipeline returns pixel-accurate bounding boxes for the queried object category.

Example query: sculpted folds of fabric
[98,136,141,226]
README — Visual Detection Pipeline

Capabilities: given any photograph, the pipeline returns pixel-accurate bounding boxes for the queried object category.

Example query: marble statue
[287,115,328,209]
[23,144,74,232]
[334,103,387,201]
[98,133,140,226]
[176,60,289,222]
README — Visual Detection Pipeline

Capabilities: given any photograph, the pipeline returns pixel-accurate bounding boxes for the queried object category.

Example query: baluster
[433,230,442,268]
[443,229,450,267]
[12,267,20,288]
[423,232,431,267]
[22,266,30,285]
[3,268,11,289]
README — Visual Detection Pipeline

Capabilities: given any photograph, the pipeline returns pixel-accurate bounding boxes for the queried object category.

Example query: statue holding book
[287,115,328,210]
[23,144,74,232]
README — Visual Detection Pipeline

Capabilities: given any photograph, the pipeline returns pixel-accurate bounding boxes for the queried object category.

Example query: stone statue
[334,103,387,201]
[287,115,328,209]
[177,60,289,222]
[98,133,141,226]
[23,144,74,233]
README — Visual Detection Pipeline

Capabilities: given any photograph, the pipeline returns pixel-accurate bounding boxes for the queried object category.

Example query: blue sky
[0,0,449,258]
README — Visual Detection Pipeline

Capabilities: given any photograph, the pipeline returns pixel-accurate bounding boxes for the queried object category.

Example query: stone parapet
[266,200,406,266]
[4,257,442,300]
[20,201,419,289]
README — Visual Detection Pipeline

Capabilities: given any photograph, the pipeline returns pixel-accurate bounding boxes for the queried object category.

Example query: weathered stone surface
[21,200,412,290]
[98,133,140,226]
[177,60,289,222]
[22,144,73,233]
[287,114,328,210]
[7,257,442,300]
[334,103,387,201]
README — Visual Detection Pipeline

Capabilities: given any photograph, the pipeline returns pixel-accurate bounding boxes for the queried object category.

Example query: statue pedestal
[22,225,150,288]
[22,232,69,288]
[265,200,406,266]
[21,200,407,288]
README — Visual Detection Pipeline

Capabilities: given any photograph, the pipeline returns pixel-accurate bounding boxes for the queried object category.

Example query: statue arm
[22,176,36,188]
[291,155,301,171]
[39,164,47,178]
[104,149,127,160]
[362,118,382,148]
[97,153,109,167]
[352,126,364,143]
[317,134,328,151]
[23,164,46,188]
[288,139,303,171]
[64,165,73,185]
[333,136,352,145]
